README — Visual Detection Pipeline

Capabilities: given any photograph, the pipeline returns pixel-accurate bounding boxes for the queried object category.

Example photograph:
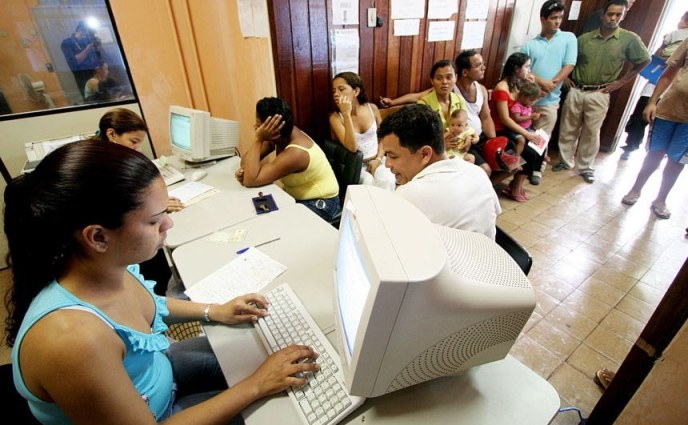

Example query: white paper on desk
[428,0,458,19]
[428,20,455,42]
[184,248,287,304]
[461,21,486,49]
[168,182,216,204]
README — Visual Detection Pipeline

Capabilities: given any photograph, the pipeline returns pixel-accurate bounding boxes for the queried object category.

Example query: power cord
[558,406,587,424]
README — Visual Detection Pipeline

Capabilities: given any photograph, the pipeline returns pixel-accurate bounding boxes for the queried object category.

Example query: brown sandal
[594,368,615,390]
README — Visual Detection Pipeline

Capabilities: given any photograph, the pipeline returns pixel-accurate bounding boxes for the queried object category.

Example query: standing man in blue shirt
[522,0,577,185]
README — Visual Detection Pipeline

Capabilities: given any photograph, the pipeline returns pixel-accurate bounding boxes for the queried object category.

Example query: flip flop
[621,193,639,206]
[501,187,527,202]
[651,203,671,219]
[594,368,614,390]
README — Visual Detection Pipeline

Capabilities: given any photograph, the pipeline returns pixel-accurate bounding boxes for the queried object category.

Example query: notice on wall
[568,1,582,20]
[427,21,455,42]
[394,19,420,36]
[332,0,359,25]
[332,29,360,76]
[427,0,458,19]
[461,21,487,49]
[237,0,269,38]
[465,0,490,20]
[391,0,425,19]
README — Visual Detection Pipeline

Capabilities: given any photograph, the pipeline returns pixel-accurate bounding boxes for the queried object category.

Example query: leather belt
[573,82,609,91]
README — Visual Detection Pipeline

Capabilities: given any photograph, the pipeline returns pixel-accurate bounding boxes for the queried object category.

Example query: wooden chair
[379,105,403,121]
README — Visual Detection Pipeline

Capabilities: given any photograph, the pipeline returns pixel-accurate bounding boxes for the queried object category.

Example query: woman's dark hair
[500,52,531,92]
[333,72,369,105]
[430,59,454,78]
[3,140,160,345]
[256,97,294,139]
[97,108,148,142]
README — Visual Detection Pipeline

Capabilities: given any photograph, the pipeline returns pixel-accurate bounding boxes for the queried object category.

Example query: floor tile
[527,319,582,358]
[584,327,634,365]
[567,343,621,381]
[511,334,563,379]
[546,304,598,341]
[548,363,603,417]
[599,308,645,343]
[577,276,627,307]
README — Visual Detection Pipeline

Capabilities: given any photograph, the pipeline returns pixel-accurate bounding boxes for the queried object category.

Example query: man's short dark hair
[256,97,294,138]
[377,104,444,155]
[429,59,454,79]
[455,50,479,75]
[603,0,628,14]
[540,0,565,18]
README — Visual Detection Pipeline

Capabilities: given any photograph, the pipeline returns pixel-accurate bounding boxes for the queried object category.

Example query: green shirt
[572,28,650,85]
[418,90,465,129]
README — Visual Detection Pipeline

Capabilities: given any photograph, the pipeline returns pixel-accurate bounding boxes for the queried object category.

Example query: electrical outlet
[367,8,377,28]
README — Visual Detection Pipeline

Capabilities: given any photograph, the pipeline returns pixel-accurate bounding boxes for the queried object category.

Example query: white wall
[0,101,153,268]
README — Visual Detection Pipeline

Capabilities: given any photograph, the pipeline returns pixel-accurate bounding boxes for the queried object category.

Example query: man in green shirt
[552,0,650,183]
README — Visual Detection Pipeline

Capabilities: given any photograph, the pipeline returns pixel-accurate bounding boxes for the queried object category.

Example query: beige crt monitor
[333,185,536,397]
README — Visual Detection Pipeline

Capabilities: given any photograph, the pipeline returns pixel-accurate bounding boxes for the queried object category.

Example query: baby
[509,81,542,156]
[446,109,478,163]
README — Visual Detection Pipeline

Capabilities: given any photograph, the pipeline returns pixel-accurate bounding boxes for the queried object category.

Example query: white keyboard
[255,284,365,425]
[158,164,185,186]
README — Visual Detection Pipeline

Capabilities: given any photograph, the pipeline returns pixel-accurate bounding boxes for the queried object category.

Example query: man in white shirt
[378,104,501,239]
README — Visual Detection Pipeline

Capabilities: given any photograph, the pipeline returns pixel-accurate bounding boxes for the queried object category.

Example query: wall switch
[367,8,377,28]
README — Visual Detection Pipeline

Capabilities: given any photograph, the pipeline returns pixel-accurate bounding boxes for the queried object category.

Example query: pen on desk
[236,237,281,254]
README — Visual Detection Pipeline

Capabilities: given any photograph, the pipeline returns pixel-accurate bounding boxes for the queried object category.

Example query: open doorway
[613,0,688,156]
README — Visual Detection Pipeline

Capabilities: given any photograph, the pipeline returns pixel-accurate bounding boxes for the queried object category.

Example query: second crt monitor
[333,185,536,398]
[169,105,239,163]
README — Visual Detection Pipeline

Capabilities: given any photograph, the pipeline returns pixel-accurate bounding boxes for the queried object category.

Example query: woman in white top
[329,72,395,190]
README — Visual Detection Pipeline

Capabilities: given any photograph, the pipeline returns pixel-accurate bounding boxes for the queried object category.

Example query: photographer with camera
[60,20,102,99]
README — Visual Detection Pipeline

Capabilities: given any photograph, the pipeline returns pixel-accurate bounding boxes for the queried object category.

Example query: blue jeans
[298,196,341,221]
[161,336,244,424]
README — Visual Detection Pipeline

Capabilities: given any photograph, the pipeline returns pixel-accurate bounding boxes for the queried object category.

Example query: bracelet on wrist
[203,304,213,323]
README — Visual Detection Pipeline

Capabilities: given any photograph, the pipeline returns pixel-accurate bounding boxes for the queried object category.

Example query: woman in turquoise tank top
[4,140,319,424]
[236,97,340,221]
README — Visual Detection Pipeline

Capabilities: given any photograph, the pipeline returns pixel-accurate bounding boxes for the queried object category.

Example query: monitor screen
[170,112,192,151]
[333,185,536,398]
[335,213,370,357]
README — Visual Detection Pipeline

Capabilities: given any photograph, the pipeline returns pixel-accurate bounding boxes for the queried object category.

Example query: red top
[489,89,515,132]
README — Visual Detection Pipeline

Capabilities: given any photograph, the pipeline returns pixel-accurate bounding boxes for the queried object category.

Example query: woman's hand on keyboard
[217,293,270,324]
[248,345,320,396]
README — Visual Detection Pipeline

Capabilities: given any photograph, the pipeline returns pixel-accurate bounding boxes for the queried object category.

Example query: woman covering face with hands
[236,97,340,221]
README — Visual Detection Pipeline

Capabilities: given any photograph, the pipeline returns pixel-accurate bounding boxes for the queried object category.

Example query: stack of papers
[184,248,287,304]
[168,182,218,206]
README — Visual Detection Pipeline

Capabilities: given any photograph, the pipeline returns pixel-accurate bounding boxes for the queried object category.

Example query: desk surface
[165,157,295,249]
[172,204,559,425]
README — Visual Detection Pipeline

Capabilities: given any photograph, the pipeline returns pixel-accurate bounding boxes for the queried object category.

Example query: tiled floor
[1,148,686,423]
[501,149,688,424]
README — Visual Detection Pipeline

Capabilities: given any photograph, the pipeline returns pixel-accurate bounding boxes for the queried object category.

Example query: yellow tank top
[280,143,339,200]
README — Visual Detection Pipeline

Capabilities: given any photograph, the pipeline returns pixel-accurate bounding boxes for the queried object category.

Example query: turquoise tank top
[11,265,173,423]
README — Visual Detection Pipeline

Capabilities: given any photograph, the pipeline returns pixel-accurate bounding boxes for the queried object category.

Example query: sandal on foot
[594,368,615,390]
[501,187,527,202]
[621,193,639,206]
[651,203,671,219]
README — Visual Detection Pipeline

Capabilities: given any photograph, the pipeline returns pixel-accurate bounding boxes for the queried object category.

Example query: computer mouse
[191,170,207,182]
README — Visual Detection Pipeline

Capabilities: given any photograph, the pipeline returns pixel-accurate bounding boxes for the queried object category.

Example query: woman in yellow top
[417,59,467,153]
[237,97,340,221]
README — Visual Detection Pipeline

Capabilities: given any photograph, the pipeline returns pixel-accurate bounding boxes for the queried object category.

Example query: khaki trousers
[557,88,610,173]
[533,104,559,138]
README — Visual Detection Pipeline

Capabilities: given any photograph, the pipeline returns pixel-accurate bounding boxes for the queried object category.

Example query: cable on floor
[557,406,587,424]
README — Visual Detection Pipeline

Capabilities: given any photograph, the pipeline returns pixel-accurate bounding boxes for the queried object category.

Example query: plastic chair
[320,139,363,227]
[495,226,533,276]
[0,363,41,424]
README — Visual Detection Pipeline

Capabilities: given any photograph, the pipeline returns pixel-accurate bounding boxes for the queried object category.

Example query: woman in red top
[490,53,546,202]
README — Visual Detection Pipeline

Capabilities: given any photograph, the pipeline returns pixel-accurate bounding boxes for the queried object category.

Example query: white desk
[165,157,295,249]
[173,205,560,425]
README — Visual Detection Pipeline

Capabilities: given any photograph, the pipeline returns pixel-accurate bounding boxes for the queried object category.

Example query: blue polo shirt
[522,30,577,106]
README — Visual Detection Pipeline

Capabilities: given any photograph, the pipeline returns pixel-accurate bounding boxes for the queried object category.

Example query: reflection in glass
[0,1,135,117]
